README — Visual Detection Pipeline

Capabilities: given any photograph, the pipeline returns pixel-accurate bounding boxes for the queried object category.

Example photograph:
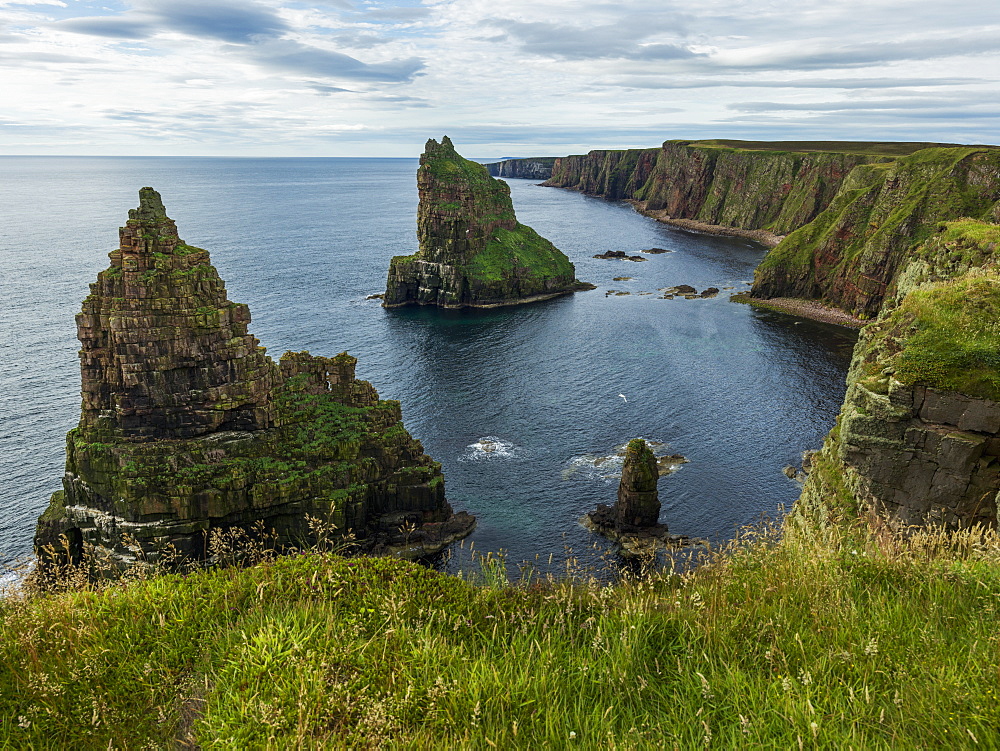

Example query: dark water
[0,156,856,571]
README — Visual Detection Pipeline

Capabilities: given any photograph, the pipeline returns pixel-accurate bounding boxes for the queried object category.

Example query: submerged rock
[35,188,474,573]
[383,137,590,308]
[593,250,646,262]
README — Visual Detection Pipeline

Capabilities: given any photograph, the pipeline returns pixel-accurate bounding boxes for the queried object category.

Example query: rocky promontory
[383,137,591,308]
[798,221,1000,530]
[36,188,474,570]
[485,157,556,180]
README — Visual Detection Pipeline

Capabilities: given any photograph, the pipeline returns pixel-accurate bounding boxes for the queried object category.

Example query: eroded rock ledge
[36,188,474,571]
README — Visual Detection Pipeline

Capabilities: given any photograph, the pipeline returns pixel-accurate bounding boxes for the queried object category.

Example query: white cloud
[0,0,996,155]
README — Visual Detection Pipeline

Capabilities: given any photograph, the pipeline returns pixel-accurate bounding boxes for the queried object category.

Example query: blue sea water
[0,156,855,571]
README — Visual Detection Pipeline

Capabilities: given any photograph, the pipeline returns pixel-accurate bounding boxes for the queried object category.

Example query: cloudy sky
[0,0,997,156]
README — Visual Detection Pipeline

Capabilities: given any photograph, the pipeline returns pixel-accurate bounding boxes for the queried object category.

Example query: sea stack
[615,439,661,527]
[584,439,689,553]
[383,136,591,308]
[35,188,474,571]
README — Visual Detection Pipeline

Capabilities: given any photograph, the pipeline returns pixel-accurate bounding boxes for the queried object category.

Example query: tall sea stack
[36,188,474,569]
[615,439,661,528]
[582,438,691,553]
[383,137,590,308]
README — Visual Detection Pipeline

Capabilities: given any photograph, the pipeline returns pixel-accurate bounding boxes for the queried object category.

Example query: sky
[0,0,997,157]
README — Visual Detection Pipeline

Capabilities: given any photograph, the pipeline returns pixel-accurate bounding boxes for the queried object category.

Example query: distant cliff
[384,137,589,308]
[751,147,1000,317]
[485,157,556,180]
[547,142,897,233]
[36,188,473,571]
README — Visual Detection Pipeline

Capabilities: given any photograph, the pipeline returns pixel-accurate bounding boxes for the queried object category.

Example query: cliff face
[752,148,1000,317]
[36,189,472,569]
[544,142,882,235]
[384,137,585,308]
[799,222,1000,530]
[485,158,556,180]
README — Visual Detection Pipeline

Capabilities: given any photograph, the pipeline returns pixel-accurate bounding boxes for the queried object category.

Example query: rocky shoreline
[731,293,865,328]
[626,201,784,247]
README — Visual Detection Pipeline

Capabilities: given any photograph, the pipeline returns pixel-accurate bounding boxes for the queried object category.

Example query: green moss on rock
[383,137,586,308]
[36,190,471,571]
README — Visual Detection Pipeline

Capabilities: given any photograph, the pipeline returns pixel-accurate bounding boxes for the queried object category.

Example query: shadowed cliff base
[384,137,591,309]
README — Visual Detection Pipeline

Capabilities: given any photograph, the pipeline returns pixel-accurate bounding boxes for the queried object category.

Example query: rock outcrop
[615,439,661,527]
[485,157,556,180]
[584,439,691,553]
[36,188,474,570]
[798,221,1000,530]
[383,137,590,308]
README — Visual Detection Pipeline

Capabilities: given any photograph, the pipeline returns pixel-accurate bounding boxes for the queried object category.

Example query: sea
[0,156,856,575]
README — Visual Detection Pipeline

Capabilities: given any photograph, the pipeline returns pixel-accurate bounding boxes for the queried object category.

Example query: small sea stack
[383,136,593,308]
[583,438,691,554]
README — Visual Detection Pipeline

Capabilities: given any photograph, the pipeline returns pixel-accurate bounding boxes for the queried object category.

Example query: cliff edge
[384,137,589,308]
[798,221,1000,530]
[36,188,473,570]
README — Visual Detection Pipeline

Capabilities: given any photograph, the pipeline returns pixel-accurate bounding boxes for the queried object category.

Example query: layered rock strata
[384,137,590,308]
[798,222,1000,530]
[36,188,473,569]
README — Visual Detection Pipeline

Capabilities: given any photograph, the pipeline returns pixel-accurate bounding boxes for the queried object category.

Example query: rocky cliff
[752,148,1000,318]
[36,188,473,569]
[485,157,556,180]
[384,137,588,308]
[798,221,1000,530]
[544,141,890,237]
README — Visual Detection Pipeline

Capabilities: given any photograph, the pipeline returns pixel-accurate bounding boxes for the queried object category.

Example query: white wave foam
[459,436,519,462]
[564,438,686,482]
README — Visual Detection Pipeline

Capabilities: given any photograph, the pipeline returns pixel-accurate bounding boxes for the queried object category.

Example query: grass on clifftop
[467,223,575,283]
[883,272,1000,402]
[3,513,1000,748]
[685,139,989,157]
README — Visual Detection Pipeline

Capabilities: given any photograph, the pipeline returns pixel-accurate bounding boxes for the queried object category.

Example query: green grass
[684,140,994,157]
[881,273,1000,401]
[467,223,575,283]
[4,514,1000,748]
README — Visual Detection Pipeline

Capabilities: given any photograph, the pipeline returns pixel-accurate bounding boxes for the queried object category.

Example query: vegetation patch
[4,516,1000,747]
[881,273,1000,401]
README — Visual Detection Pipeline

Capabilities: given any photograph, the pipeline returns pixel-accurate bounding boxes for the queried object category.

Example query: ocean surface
[0,156,856,574]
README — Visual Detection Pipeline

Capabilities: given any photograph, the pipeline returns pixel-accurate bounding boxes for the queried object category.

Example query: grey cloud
[308,82,353,95]
[54,1,425,83]
[57,16,156,39]
[730,97,993,113]
[135,0,288,43]
[0,49,97,64]
[604,76,982,90]
[364,7,431,22]
[488,19,698,61]
[725,33,1000,71]
[250,39,423,82]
